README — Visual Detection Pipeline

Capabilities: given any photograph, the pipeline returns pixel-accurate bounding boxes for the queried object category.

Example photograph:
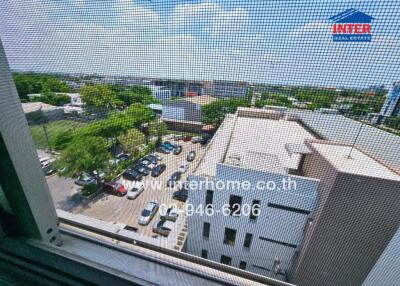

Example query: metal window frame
[0,39,61,246]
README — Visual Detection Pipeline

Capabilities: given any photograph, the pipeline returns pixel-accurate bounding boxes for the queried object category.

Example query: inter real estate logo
[329,9,374,42]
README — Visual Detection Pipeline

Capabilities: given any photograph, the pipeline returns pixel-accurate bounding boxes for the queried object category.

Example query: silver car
[138,202,159,225]
[152,219,175,236]
[126,181,144,200]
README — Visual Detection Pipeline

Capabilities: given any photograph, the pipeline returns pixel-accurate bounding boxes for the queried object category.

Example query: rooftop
[184,95,217,106]
[310,142,400,181]
[21,102,60,113]
[194,108,315,177]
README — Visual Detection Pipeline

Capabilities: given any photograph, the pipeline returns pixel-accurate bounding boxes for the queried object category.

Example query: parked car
[126,181,144,200]
[164,134,175,140]
[186,151,196,162]
[92,170,106,180]
[199,137,209,145]
[162,141,175,151]
[42,164,56,176]
[141,158,157,170]
[182,136,192,142]
[75,175,97,186]
[150,153,162,161]
[178,163,189,173]
[151,164,166,177]
[152,219,175,236]
[116,153,130,161]
[123,168,143,181]
[173,183,189,202]
[134,163,150,176]
[103,182,126,196]
[39,156,51,167]
[157,145,171,154]
[167,171,182,187]
[160,206,179,222]
[173,134,184,141]
[173,145,183,155]
[191,136,203,144]
[138,202,159,225]
[145,154,159,165]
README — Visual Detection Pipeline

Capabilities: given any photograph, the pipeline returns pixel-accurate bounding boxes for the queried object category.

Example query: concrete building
[21,102,64,122]
[380,81,400,117]
[211,81,249,98]
[147,85,172,102]
[186,107,321,281]
[162,99,202,122]
[186,107,400,284]
[291,141,400,286]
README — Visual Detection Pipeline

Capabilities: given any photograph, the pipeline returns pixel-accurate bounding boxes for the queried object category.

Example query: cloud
[170,2,248,37]
[290,21,331,38]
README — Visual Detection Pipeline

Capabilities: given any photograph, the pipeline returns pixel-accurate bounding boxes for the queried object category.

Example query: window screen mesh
[1,1,400,285]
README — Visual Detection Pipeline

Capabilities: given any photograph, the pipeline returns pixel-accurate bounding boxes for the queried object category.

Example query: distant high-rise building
[380,82,400,117]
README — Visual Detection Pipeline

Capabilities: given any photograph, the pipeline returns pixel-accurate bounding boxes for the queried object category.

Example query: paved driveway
[47,175,82,210]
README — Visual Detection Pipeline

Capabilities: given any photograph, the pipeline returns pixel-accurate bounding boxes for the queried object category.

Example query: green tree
[13,73,70,99]
[117,91,159,106]
[76,104,154,139]
[31,91,71,106]
[385,116,400,130]
[148,120,167,143]
[56,136,110,177]
[117,129,145,156]
[50,130,74,150]
[202,98,250,126]
[80,84,123,109]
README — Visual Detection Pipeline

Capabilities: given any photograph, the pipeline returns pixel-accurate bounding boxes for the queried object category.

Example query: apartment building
[291,141,400,286]
[186,107,400,284]
[211,80,249,98]
[186,108,321,281]
[380,81,400,117]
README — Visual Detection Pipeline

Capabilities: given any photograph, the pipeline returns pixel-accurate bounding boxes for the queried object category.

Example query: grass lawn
[30,120,86,149]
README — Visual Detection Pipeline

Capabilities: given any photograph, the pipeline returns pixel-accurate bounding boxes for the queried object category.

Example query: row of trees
[80,84,158,109]
[13,73,70,100]
[30,91,71,106]
[202,98,250,126]
[55,103,166,177]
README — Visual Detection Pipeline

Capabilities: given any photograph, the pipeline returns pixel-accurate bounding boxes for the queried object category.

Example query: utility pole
[43,125,52,153]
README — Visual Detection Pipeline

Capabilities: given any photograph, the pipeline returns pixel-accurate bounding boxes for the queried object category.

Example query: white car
[126,181,144,200]
[178,163,189,173]
[138,202,159,225]
[141,158,157,170]
[159,206,179,222]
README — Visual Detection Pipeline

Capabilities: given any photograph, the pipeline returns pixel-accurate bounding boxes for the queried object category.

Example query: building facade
[186,108,321,281]
[291,141,400,286]
[186,107,400,285]
[211,81,249,98]
[380,81,400,117]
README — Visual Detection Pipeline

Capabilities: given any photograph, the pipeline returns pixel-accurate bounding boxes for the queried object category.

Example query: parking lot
[69,138,206,247]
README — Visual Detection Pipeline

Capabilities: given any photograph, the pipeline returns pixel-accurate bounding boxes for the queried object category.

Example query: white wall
[186,163,320,279]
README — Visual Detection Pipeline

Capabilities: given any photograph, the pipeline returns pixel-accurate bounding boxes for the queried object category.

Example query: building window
[203,222,210,239]
[249,199,261,220]
[205,190,213,209]
[239,261,247,270]
[220,255,232,265]
[223,228,237,246]
[243,233,253,248]
[228,195,242,216]
[201,249,208,259]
